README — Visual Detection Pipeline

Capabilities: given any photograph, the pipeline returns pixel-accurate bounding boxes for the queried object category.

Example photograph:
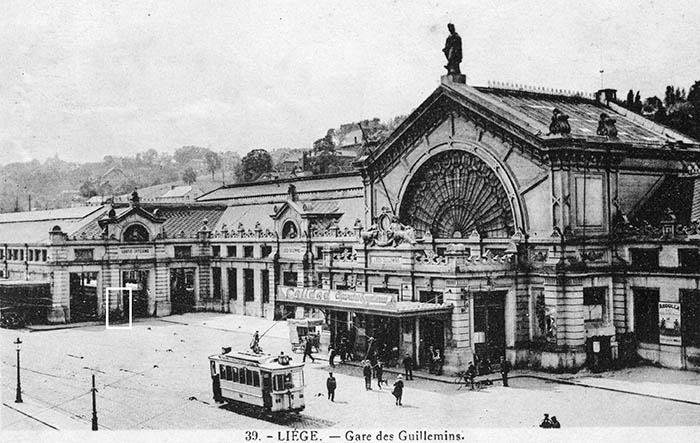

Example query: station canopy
[277,286,452,317]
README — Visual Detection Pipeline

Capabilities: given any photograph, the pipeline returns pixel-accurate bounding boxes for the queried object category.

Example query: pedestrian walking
[392,375,404,406]
[428,346,435,374]
[326,372,337,402]
[375,361,384,389]
[500,356,512,387]
[539,413,552,428]
[363,361,373,390]
[432,348,443,375]
[402,353,414,380]
[328,346,336,368]
[303,337,315,363]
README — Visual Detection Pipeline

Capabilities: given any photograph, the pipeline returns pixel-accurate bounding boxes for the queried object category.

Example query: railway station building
[3,75,700,373]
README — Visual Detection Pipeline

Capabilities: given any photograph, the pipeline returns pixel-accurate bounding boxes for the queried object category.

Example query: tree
[79,179,98,198]
[236,149,274,183]
[205,151,222,180]
[313,134,335,153]
[182,167,197,185]
[309,150,340,174]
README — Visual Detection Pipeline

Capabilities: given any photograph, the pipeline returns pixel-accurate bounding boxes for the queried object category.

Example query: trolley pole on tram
[91,374,98,431]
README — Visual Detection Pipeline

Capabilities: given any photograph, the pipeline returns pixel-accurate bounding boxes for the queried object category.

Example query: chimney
[596,88,617,105]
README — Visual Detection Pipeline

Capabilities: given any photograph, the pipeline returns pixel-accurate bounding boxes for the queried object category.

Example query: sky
[1,0,699,165]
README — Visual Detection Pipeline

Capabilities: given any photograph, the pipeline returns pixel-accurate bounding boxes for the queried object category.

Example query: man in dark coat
[375,361,384,389]
[402,353,414,380]
[363,361,373,390]
[540,413,552,428]
[303,337,315,363]
[326,372,337,402]
[328,346,336,368]
[392,375,404,406]
[500,356,512,387]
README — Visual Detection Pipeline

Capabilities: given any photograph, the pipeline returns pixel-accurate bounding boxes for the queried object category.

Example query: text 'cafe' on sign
[277,286,397,309]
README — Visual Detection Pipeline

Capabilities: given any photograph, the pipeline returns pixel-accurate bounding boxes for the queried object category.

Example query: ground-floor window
[680,289,700,347]
[69,272,98,322]
[583,287,606,322]
[122,270,150,319]
[261,269,270,303]
[227,268,237,300]
[212,267,221,299]
[244,269,254,301]
[170,268,195,314]
[473,291,506,363]
[633,288,659,343]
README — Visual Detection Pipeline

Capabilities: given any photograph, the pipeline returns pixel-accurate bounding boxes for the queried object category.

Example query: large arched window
[399,150,515,239]
[282,220,299,239]
[123,224,150,243]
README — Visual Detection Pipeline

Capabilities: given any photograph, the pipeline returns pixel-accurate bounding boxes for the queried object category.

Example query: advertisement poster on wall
[658,302,682,346]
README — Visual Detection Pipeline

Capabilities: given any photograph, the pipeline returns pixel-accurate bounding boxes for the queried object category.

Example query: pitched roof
[197,172,363,203]
[0,206,108,244]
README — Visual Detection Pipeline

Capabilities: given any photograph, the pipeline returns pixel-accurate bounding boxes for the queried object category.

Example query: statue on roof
[443,23,462,75]
[596,112,618,138]
[548,108,571,136]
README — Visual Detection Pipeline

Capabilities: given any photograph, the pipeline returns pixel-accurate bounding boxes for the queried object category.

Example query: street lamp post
[14,337,23,403]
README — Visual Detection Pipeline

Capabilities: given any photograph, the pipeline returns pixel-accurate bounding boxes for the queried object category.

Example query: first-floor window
[228,268,238,301]
[583,287,606,322]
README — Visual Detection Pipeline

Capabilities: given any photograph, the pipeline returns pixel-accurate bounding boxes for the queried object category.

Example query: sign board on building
[658,302,681,346]
[117,246,154,260]
[370,256,401,266]
[280,246,305,258]
[277,285,397,310]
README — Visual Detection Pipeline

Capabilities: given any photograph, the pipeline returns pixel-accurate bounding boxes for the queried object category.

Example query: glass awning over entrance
[277,286,452,318]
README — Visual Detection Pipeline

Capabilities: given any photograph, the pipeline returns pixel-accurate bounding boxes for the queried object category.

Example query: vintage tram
[209,348,306,413]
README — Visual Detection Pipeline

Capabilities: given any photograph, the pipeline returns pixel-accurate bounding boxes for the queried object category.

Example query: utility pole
[91,374,98,431]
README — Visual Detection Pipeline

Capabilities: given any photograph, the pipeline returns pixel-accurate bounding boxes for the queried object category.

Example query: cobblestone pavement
[2,313,700,434]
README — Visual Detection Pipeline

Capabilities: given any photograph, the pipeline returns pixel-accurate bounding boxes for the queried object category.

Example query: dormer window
[282,221,299,239]
[123,224,150,243]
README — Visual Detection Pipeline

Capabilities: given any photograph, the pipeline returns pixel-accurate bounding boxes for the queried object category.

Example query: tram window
[284,373,293,389]
[274,374,284,391]
[231,367,239,383]
[226,366,233,381]
[239,368,247,385]
[253,371,260,387]
[245,368,254,386]
[292,371,303,388]
[220,365,226,380]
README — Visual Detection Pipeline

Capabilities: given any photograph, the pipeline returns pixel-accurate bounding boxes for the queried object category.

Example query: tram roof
[210,350,304,370]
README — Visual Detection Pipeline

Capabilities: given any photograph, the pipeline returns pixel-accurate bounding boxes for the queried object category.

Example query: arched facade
[396,141,526,238]
[399,149,516,238]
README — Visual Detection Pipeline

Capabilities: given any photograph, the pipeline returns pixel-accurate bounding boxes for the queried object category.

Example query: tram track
[218,402,335,428]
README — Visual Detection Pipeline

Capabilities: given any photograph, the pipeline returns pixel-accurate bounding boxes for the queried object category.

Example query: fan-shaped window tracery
[399,150,515,239]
